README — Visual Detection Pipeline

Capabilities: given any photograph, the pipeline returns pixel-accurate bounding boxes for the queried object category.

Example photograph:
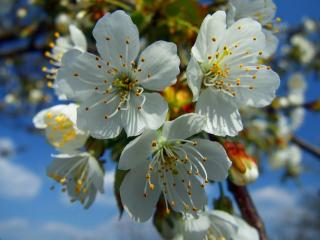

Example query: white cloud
[252,186,297,223]
[0,159,42,199]
[251,185,310,239]
[0,216,161,240]
[253,186,296,207]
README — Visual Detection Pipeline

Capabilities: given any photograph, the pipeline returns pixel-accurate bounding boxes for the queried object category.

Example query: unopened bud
[224,142,259,186]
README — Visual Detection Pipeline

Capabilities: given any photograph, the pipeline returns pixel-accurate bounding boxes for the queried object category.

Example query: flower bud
[224,142,259,186]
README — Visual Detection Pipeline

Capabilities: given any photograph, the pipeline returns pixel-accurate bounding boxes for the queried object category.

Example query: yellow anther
[60,178,66,184]
[49,42,55,48]
[149,183,155,190]
[44,51,51,57]
[46,112,53,119]
[54,32,60,38]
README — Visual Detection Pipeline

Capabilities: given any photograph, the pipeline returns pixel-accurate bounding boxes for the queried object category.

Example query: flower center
[200,47,239,96]
[112,72,137,92]
[45,112,77,148]
[143,139,209,214]
[85,68,145,120]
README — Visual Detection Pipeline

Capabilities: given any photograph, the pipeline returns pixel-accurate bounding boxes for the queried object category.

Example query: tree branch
[292,136,320,160]
[227,180,267,240]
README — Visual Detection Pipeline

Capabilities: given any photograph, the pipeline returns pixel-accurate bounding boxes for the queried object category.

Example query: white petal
[162,113,205,140]
[229,65,280,108]
[33,104,74,129]
[69,25,87,51]
[196,88,243,136]
[77,93,122,139]
[33,108,51,129]
[120,162,161,222]
[220,18,265,66]
[228,0,276,25]
[186,56,203,102]
[139,93,168,130]
[262,29,278,58]
[180,169,207,210]
[121,93,167,136]
[56,49,110,101]
[209,210,238,239]
[118,130,157,170]
[92,10,139,68]
[182,214,211,240]
[235,216,259,240]
[192,11,227,62]
[120,93,145,137]
[87,155,105,193]
[137,41,180,91]
[192,139,231,181]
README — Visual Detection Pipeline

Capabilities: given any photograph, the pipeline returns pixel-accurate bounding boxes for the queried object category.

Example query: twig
[227,180,267,240]
[292,136,320,160]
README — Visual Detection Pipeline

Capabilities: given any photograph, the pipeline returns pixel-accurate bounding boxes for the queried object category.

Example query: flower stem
[292,136,320,160]
[227,180,267,240]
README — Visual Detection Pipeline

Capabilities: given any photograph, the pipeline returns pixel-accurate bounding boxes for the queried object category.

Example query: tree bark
[228,180,267,240]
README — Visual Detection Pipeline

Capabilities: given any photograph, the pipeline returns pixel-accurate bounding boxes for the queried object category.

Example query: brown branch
[227,180,267,240]
[292,136,320,160]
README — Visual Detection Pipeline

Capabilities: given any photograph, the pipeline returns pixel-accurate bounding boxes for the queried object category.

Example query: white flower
[55,10,180,139]
[29,89,43,104]
[289,107,305,131]
[291,34,316,64]
[303,17,317,33]
[227,0,278,57]
[287,73,307,105]
[118,113,231,222]
[173,210,259,240]
[33,104,88,153]
[47,151,104,208]
[275,114,291,140]
[43,24,87,99]
[270,144,302,170]
[187,11,280,136]
[51,25,87,62]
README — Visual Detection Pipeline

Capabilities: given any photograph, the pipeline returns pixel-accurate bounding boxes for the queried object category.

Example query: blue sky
[0,0,319,239]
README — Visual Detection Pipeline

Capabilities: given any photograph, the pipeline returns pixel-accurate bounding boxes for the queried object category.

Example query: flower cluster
[34,3,280,238]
